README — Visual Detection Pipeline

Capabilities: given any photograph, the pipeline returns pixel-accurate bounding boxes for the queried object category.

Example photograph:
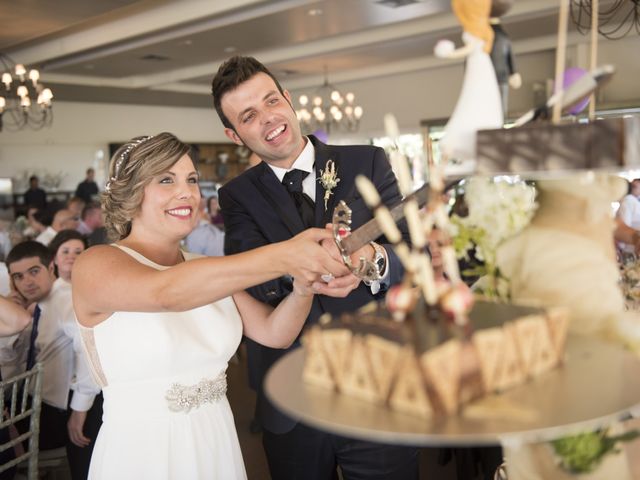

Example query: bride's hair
[452,0,494,53]
[102,132,192,240]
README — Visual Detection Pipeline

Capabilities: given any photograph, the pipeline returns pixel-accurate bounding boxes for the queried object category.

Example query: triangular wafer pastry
[320,328,353,389]
[495,324,526,391]
[530,319,558,376]
[301,327,336,390]
[513,315,545,377]
[420,339,462,414]
[389,347,433,419]
[472,328,505,393]
[341,336,381,403]
[545,307,570,362]
[365,334,402,402]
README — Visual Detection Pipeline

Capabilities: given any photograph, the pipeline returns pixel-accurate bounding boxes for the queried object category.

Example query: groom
[213,56,418,479]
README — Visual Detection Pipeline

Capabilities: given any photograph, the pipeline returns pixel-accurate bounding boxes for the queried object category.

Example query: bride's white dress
[79,245,247,479]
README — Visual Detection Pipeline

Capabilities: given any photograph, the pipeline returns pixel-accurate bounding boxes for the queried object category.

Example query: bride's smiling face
[134,155,201,239]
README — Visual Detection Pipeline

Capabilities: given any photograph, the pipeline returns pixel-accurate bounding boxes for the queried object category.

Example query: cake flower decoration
[318,159,340,210]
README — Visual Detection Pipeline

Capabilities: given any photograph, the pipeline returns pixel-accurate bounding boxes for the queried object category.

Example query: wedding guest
[208,193,225,229]
[36,208,80,246]
[1,241,100,468]
[72,132,348,478]
[48,230,103,480]
[23,176,47,211]
[184,197,224,257]
[77,202,104,236]
[212,56,417,480]
[67,197,86,221]
[75,168,99,203]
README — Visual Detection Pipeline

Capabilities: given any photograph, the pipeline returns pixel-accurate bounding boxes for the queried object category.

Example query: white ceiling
[1,0,588,108]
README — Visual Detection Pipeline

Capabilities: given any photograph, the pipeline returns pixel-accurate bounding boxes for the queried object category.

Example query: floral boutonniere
[318,159,340,210]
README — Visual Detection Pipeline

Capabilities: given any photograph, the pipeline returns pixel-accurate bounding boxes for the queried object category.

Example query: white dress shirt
[184,221,225,257]
[0,277,100,411]
[35,226,57,246]
[266,138,390,290]
[618,194,640,230]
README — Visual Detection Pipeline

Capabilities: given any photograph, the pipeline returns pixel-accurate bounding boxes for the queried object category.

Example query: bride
[72,132,349,479]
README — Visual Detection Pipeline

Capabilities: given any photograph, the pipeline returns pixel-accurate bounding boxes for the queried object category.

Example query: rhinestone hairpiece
[105,135,154,192]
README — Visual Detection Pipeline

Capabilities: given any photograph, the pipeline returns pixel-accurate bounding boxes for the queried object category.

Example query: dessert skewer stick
[390,150,438,305]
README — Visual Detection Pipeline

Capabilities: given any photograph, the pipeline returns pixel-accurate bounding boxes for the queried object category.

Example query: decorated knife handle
[332,200,380,282]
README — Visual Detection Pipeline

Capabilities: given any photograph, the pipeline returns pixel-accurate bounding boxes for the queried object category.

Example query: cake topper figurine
[434,0,504,163]
[489,0,522,117]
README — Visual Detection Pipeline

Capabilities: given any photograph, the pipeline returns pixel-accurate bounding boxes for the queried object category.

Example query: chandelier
[295,68,363,134]
[571,0,640,39]
[0,53,54,132]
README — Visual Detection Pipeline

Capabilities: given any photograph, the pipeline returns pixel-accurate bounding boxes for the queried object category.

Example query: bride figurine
[435,0,504,163]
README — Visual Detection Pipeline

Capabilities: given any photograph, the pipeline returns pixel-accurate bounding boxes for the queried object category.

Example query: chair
[0,364,43,480]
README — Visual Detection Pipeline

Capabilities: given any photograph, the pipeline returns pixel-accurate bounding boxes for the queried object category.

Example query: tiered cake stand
[265,335,640,446]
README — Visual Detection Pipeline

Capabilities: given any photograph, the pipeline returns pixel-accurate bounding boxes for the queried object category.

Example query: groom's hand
[312,272,361,298]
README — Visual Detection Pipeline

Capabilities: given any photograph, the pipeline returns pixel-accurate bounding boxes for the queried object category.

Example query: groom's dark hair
[211,56,286,130]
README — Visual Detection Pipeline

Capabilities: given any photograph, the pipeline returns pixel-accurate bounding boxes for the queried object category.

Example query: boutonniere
[318,159,340,210]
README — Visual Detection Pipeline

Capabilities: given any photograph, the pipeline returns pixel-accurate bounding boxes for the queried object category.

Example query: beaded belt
[165,372,227,413]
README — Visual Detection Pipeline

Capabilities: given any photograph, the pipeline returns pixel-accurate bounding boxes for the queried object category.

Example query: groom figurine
[213,56,418,479]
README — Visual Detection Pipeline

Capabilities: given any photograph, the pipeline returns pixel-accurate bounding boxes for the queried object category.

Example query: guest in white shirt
[618,179,640,229]
[184,196,225,257]
[616,179,640,254]
[36,208,80,246]
[2,241,100,470]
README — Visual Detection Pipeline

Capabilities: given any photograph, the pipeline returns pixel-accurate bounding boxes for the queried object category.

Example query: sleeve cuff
[70,392,96,412]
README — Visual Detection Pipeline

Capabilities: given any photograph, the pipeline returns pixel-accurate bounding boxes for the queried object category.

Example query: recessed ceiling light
[307,8,323,16]
[224,46,236,53]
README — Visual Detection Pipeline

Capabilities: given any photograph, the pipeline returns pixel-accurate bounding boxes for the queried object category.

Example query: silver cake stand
[265,335,640,446]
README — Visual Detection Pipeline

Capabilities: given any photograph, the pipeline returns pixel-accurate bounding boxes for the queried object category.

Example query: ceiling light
[307,8,323,16]
[295,67,363,135]
[0,53,53,132]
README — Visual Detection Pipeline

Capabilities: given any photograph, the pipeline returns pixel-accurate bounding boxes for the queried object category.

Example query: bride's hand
[281,228,349,284]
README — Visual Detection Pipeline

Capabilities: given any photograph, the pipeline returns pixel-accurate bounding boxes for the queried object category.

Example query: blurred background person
[23,175,47,211]
[184,196,224,257]
[75,168,99,203]
[36,207,80,246]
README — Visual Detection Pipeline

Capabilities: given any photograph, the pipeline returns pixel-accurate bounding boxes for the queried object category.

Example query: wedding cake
[301,298,570,419]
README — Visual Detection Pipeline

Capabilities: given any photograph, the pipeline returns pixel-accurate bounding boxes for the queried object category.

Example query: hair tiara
[105,135,154,192]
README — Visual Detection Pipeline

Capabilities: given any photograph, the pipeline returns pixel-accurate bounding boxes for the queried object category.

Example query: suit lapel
[311,136,343,227]
[255,162,305,235]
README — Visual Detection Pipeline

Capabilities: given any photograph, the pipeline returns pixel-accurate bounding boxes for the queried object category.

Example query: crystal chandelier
[295,68,363,134]
[0,53,54,132]
[571,0,640,39]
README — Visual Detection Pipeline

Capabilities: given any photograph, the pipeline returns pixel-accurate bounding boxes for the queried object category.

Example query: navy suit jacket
[219,135,409,433]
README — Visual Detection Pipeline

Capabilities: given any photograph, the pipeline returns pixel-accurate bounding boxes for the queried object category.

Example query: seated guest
[1,241,100,475]
[184,196,224,257]
[77,202,104,236]
[208,194,225,230]
[36,208,80,246]
[66,197,86,221]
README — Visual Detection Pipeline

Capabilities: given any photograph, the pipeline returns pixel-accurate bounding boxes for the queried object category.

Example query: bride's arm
[72,228,346,327]
[233,279,314,349]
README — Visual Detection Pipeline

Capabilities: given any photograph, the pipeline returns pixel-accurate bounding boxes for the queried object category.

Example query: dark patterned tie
[282,169,315,228]
[26,304,41,371]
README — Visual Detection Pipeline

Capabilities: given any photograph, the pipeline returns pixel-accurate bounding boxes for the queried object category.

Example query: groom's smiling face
[221,72,305,170]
